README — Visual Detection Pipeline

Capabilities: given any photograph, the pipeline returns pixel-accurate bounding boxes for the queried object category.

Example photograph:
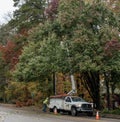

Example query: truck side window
[65,97,71,102]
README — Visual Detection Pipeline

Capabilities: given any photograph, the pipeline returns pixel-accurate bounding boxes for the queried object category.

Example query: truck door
[64,97,71,110]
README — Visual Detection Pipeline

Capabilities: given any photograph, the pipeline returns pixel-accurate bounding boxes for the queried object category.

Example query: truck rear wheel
[53,107,60,113]
[71,107,77,116]
[49,108,53,112]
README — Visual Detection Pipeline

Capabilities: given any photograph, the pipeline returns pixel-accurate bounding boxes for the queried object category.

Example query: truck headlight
[76,104,82,107]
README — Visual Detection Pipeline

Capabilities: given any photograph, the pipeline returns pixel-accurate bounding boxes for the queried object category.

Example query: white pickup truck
[48,94,93,116]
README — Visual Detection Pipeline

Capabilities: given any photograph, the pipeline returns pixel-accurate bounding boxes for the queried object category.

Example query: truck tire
[87,112,93,116]
[71,107,77,116]
[49,108,53,112]
[53,107,59,113]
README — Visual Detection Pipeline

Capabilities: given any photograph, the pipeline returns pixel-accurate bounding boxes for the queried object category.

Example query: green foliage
[10,0,47,33]
[13,0,120,80]
[58,0,84,28]
[11,0,120,108]
[13,33,61,81]
[102,108,120,115]
[54,0,120,74]
[0,24,14,45]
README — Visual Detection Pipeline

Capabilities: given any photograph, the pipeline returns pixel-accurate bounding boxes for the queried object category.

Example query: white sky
[0,0,16,24]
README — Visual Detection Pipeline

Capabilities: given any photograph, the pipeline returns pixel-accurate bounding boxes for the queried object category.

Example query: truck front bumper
[76,107,93,113]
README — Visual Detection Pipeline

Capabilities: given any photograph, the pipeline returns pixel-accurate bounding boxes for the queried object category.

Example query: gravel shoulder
[0,103,43,113]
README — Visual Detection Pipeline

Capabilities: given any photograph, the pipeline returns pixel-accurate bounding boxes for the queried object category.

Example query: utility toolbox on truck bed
[48,94,93,116]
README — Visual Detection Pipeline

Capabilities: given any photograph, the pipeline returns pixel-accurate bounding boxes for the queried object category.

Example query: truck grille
[81,104,92,110]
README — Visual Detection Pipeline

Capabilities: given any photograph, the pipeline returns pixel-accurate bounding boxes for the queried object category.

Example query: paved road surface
[0,105,119,122]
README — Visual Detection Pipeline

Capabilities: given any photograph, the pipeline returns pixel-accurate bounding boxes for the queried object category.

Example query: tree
[56,0,120,109]
[7,0,51,52]
[0,24,16,45]
[0,40,21,70]
[0,52,6,81]
[10,0,47,33]
[12,0,120,110]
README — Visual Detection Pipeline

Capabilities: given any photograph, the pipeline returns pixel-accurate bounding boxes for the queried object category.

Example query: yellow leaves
[5,81,39,103]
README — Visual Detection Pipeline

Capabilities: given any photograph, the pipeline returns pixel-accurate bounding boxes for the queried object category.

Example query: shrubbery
[4,81,43,106]
[102,108,120,115]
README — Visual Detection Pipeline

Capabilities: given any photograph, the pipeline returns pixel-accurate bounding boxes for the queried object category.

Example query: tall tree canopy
[12,0,120,109]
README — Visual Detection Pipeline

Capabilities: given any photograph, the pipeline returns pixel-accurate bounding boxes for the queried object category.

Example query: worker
[42,97,49,112]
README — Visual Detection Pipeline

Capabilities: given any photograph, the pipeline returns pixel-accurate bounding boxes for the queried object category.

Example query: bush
[4,81,41,105]
[102,108,120,115]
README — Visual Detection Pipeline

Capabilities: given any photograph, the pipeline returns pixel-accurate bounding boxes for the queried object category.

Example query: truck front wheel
[71,107,77,116]
[87,112,93,116]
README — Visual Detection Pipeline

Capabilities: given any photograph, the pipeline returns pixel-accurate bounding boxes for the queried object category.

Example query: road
[0,106,119,122]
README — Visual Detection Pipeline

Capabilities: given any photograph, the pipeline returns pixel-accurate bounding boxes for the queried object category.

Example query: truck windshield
[71,97,86,102]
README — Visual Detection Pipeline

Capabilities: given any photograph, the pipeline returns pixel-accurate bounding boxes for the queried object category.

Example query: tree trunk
[111,83,115,110]
[82,71,101,110]
[104,73,111,110]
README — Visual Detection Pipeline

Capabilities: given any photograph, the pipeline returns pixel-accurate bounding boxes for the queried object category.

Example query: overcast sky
[0,0,16,24]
